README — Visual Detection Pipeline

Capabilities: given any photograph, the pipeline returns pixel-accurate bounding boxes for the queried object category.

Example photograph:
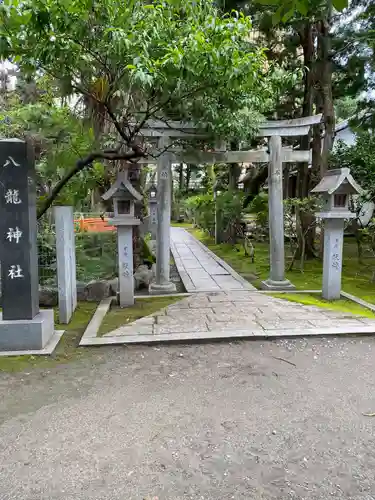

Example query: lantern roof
[102,170,142,201]
[311,168,363,196]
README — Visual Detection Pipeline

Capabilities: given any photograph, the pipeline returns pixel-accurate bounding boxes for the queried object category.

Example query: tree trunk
[295,21,317,260]
[178,163,184,191]
[317,7,335,176]
[243,164,268,208]
[185,164,192,192]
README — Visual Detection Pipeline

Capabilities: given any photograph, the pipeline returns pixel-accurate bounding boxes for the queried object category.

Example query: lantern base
[149,282,177,295]
[260,279,296,291]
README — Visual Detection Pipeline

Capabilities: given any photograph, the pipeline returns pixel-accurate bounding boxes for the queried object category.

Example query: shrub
[184,191,245,238]
[184,194,215,235]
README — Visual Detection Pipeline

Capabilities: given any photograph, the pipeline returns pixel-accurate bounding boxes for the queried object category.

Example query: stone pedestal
[322,218,345,300]
[0,309,54,351]
[260,279,296,291]
[261,135,294,291]
[150,138,176,294]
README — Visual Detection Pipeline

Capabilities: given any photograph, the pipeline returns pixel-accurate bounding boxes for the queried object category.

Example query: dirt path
[1,337,375,499]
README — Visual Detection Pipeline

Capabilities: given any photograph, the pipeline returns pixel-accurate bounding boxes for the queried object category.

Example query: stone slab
[104,325,154,336]
[0,309,55,350]
[170,227,256,293]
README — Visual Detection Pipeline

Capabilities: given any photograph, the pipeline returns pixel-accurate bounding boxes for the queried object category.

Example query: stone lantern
[102,171,142,307]
[311,167,362,300]
[148,184,158,240]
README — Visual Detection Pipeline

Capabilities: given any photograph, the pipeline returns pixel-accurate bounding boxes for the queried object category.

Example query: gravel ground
[1,336,375,499]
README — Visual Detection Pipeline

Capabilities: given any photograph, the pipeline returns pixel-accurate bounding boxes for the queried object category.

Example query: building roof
[335,119,350,133]
[311,168,363,195]
[102,171,142,201]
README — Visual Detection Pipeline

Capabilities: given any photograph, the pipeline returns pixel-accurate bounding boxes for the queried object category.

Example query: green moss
[191,229,375,304]
[98,296,183,335]
[271,293,375,318]
[0,302,98,373]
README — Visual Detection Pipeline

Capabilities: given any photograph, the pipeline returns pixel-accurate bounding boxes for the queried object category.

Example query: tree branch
[37,147,144,219]
[103,101,131,144]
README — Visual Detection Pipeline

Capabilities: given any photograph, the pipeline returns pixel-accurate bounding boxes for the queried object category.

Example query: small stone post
[149,137,176,294]
[261,135,294,290]
[321,219,345,300]
[214,186,222,245]
[117,225,135,306]
[148,184,158,240]
[0,139,54,351]
[54,206,77,324]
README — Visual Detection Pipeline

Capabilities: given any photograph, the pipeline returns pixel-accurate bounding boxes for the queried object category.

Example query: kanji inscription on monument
[0,139,39,320]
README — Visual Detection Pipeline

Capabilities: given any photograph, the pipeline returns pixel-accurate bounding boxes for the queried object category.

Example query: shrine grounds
[189,227,375,306]
[1,335,375,499]
[1,225,375,498]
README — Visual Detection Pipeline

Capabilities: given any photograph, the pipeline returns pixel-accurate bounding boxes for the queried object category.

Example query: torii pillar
[261,135,295,290]
[260,115,322,290]
[149,137,176,294]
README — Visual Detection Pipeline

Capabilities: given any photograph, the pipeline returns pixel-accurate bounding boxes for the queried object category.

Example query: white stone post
[261,135,294,290]
[117,225,134,306]
[149,138,176,294]
[54,206,77,324]
[214,189,222,244]
[322,219,345,300]
[149,200,158,240]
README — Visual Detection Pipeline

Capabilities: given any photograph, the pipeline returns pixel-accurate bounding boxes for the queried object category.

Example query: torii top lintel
[139,114,322,138]
[135,114,322,165]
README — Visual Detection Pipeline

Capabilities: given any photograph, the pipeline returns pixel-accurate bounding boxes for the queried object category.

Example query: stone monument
[102,170,142,307]
[0,139,55,351]
[311,167,362,300]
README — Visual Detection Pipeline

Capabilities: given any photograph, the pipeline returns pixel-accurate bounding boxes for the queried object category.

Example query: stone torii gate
[138,115,322,293]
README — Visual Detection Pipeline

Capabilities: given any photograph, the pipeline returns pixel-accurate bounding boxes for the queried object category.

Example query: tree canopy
[0,0,273,138]
[0,0,279,215]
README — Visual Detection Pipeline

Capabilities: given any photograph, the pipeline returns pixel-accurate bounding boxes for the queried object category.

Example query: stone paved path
[81,291,375,345]
[170,227,256,292]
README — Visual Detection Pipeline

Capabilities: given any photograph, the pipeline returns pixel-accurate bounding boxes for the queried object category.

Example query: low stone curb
[79,297,113,344]
[340,291,375,313]
[79,323,375,346]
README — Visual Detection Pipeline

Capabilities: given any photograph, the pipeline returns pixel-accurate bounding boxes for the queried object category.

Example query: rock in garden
[85,280,111,301]
[134,264,154,290]
[108,277,119,295]
[39,286,58,307]
[76,281,88,301]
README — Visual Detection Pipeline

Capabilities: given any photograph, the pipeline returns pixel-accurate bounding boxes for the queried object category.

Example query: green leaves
[254,0,348,24]
[0,0,272,142]
[330,132,375,200]
[332,0,348,11]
